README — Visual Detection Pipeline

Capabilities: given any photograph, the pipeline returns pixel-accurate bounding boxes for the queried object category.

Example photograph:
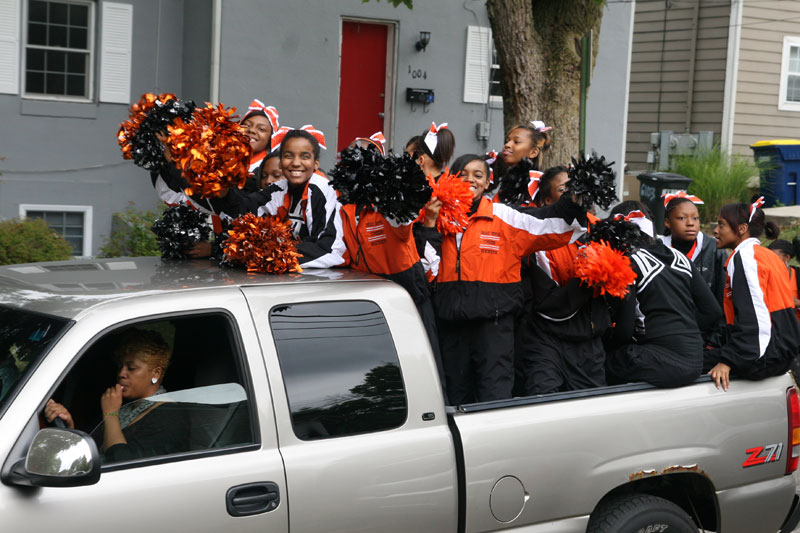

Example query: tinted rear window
[270,301,407,440]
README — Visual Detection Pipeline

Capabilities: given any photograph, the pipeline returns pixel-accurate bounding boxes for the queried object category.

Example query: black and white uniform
[210,173,346,269]
[605,241,722,388]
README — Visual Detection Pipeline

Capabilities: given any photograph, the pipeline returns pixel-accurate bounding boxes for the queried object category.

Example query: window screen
[270,301,407,440]
[26,210,84,255]
[25,0,92,98]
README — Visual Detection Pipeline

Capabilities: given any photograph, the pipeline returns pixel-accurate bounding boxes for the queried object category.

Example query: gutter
[210,0,222,102]
[721,0,743,153]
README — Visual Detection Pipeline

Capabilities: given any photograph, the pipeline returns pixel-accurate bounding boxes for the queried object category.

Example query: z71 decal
[742,444,783,468]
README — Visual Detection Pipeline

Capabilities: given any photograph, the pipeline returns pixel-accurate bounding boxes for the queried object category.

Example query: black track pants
[439,313,515,405]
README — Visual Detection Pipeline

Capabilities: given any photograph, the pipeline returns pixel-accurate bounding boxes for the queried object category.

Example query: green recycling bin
[636,172,693,235]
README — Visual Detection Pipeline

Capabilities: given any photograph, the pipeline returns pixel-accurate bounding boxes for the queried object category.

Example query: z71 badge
[742,444,783,468]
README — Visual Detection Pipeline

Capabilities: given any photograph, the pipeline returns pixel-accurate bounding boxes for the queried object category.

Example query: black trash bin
[636,172,693,236]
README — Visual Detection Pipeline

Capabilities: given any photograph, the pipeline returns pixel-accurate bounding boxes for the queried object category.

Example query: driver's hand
[44,399,75,429]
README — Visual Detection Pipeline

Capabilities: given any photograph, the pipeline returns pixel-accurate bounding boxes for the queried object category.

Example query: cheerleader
[239,99,280,174]
[406,122,455,180]
[660,192,728,304]
[419,154,587,404]
[492,121,550,205]
[604,202,722,388]
[514,166,609,395]
[705,199,800,390]
[337,132,446,393]
[660,192,729,347]
[210,127,346,269]
[767,239,800,322]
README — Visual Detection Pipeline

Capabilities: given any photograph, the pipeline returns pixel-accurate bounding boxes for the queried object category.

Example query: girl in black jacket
[659,193,729,347]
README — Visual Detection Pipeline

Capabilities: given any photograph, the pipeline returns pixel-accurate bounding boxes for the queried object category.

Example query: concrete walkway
[764,205,800,227]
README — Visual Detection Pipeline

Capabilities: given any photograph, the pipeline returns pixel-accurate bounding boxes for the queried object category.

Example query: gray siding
[732,0,800,155]
[626,0,730,171]
[217,0,506,172]
[0,0,188,256]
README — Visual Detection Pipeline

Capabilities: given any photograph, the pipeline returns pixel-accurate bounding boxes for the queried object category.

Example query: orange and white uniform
[709,238,800,378]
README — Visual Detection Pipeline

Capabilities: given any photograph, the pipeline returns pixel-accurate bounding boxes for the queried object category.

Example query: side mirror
[8,428,100,487]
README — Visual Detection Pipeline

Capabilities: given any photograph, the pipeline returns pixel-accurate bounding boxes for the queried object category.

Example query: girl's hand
[187,240,212,258]
[100,384,124,414]
[423,197,442,228]
[44,399,75,429]
[154,131,173,163]
[708,363,731,391]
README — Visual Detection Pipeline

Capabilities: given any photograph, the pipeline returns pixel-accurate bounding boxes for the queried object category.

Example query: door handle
[378,112,385,118]
[226,482,280,517]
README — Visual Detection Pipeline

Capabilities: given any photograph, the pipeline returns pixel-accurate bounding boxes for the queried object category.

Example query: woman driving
[44,329,189,462]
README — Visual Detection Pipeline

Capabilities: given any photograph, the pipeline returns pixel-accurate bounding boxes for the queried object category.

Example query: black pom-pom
[151,204,211,259]
[131,97,196,171]
[497,158,535,204]
[330,147,432,223]
[566,152,617,210]
[586,218,647,255]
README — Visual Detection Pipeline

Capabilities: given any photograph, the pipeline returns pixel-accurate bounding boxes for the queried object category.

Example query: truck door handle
[226,482,280,517]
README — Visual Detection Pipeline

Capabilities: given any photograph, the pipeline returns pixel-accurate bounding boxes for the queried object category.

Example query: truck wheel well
[594,473,718,532]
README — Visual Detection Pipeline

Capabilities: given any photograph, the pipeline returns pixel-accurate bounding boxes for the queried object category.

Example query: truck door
[0,290,288,533]
[244,283,458,533]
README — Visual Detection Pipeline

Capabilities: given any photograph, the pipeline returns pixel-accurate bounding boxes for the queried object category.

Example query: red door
[337,21,388,152]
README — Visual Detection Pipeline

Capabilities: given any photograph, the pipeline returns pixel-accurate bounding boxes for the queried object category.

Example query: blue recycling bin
[750,140,800,207]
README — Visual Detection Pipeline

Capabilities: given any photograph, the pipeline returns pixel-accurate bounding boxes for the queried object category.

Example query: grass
[670,146,758,224]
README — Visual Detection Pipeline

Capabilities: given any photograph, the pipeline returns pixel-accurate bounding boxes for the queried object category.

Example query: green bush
[0,218,74,265]
[97,203,162,258]
[670,146,757,223]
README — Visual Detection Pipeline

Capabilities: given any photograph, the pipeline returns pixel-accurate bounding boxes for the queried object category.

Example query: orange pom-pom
[222,213,302,274]
[166,103,252,198]
[117,92,176,161]
[574,241,636,298]
[422,169,474,234]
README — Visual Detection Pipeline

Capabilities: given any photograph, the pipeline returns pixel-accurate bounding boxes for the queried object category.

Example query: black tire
[587,492,698,533]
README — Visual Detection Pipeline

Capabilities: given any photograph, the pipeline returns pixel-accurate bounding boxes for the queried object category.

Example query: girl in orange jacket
[705,199,800,390]
[419,154,587,404]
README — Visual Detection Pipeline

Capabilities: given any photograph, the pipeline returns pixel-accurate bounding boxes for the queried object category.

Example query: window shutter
[99,2,132,103]
[0,0,20,95]
[463,25,491,104]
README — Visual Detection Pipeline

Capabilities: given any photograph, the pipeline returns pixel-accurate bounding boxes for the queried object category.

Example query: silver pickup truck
[0,257,799,533]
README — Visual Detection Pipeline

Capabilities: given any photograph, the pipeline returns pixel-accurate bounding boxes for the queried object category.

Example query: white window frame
[779,35,800,112]
[489,43,502,105]
[19,203,93,257]
[21,0,96,102]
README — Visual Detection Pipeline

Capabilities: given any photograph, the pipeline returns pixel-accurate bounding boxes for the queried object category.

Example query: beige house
[625,0,800,172]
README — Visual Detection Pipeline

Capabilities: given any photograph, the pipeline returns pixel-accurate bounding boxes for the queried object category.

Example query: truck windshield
[0,306,69,415]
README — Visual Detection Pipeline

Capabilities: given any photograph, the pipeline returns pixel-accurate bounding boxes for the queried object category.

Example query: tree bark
[487,0,603,168]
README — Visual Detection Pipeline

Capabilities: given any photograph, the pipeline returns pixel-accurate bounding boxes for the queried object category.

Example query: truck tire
[587,493,698,533]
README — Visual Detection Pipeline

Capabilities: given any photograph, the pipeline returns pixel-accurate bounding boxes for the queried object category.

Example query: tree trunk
[487,0,603,168]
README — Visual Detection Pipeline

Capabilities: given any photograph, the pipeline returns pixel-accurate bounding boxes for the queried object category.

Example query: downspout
[684,0,700,132]
[721,0,743,153]
[210,0,222,102]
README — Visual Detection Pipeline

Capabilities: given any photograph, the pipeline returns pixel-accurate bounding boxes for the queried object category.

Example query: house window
[779,36,800,112]
[489,44,504,104]
[19,204,92,256]
[23,0,94,100]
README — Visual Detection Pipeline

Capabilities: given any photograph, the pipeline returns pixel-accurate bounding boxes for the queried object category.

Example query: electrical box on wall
[406,88,434,104]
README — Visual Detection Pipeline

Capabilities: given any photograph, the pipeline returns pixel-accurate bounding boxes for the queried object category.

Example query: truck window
[47,313,257,466]
[0,306,69,417]
[270,301,407,440]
